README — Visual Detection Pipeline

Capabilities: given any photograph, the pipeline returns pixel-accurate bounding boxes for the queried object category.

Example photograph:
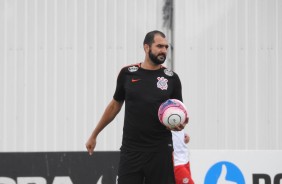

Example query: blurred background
[0,0,281,183]
[1,0,281,152]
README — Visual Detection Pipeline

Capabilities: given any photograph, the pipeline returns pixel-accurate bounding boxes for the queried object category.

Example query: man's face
[148,35,169,65]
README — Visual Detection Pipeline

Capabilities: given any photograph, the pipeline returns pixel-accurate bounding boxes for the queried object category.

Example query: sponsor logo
[0,176,73,184]
[204,161,282,184]
[128,66,138,72]
[164,69,174,76]
[253,174,282,184]
[204,161,245,184]
[157,77,168,90]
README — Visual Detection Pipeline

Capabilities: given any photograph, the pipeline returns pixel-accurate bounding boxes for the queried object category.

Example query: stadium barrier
[1,150,282,184]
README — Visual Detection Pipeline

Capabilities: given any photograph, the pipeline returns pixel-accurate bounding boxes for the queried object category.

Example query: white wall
[0,0,281,152]
[174,0,282,149]
[0,0,165,151]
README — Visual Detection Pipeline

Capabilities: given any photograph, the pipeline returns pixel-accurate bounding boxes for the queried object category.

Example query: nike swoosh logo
[131,78,141,82]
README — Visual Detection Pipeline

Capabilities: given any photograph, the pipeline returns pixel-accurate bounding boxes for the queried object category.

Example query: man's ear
[144,44,150,53]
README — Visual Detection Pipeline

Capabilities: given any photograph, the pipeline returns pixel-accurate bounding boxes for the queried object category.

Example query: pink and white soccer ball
[158,99,188,129]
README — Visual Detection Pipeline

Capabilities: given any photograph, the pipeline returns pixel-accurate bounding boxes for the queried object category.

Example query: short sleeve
[113,68,126,102]
[171,73,183,102]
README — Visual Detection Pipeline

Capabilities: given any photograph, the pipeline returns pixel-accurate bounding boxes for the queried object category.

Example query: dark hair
[143,30,166,46]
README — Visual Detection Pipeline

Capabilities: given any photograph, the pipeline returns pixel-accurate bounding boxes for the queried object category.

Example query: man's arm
[85,99,124,155]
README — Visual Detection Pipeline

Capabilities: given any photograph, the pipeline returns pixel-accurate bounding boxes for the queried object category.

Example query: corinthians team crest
[157,77,168,90]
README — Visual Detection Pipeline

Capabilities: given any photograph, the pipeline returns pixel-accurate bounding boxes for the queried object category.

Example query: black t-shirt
[114,63,183,152]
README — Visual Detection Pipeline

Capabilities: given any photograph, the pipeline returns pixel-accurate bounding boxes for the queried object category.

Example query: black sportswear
[113,63,183,152]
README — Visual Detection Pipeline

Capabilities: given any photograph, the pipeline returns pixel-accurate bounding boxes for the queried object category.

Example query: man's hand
[170,116,189,131]
[184,133,190,144]
[85,137,97,155]
[184,116,189,124]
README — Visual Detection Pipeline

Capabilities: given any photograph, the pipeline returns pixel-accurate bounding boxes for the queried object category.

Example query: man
[172,130,194,184]
[86,30,187,184]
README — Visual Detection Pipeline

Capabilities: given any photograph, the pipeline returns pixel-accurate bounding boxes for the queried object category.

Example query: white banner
[189,150,282,184]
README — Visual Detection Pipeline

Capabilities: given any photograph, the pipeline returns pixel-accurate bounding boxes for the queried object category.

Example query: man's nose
[161,47,168,54]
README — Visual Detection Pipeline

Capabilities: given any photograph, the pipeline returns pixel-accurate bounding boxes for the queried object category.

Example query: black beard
[149,50,166,65]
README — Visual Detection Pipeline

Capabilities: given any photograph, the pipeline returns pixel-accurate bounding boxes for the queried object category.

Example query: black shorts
[117,147,175,184]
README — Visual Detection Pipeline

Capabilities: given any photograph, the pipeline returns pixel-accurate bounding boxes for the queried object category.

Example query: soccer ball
[158,99,188,129]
